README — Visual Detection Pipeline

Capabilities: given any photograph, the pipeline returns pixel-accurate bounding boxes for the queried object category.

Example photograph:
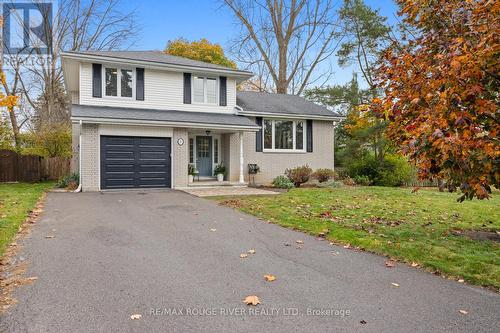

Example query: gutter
[70,117,260,132]
[237,110,345,122]
[60,52,254,80]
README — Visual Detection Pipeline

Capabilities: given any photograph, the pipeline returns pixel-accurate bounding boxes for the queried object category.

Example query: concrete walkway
[1,191,498,332]
[181,186,279,197]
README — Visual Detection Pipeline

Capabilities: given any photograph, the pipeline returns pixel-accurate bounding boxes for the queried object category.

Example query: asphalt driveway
[1,191,498,332]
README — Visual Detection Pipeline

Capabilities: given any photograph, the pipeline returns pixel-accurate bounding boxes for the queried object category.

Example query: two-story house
[61,51,343,191]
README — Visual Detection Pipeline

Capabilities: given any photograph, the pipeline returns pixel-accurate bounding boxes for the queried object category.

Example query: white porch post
[239,131,244,183]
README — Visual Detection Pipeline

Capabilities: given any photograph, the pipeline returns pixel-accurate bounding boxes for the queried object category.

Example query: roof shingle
[71,104,259,129]
[236,91,343,118]
[63,50,252,76]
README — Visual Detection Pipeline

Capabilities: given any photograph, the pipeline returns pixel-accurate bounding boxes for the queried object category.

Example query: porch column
[239,131,244,183]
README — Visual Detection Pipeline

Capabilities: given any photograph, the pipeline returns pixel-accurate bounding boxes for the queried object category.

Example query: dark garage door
[100,136,171,189]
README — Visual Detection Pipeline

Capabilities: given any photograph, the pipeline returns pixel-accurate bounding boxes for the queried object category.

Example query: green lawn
[0,182,54,257]
[216,186,500,289]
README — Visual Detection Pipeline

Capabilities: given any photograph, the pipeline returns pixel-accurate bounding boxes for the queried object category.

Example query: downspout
[74,120,83,192]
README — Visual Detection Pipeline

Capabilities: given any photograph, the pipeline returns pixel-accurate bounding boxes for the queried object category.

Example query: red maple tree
[374,0,499,200]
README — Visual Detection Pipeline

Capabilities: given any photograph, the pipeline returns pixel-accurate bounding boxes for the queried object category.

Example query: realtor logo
[2,1,52,55]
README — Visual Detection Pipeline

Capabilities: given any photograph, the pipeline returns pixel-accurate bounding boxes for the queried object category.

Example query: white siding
[79,62,237,113]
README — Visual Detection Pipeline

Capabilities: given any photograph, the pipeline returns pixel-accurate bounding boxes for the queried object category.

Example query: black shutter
[306,119,313,152]
[255,117,263,152]
[136,68,144,100]
[92,63,102,98]
[219,76,227,106]
[183,73,191,104]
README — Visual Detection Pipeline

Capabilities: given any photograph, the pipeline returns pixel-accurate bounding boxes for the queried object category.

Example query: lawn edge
[0,189,50,313]
[214,195,500,293]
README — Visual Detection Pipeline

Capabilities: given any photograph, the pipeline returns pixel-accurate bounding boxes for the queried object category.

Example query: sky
[121,0,399,87]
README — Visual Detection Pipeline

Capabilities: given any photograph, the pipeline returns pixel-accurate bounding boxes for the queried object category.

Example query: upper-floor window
[263,119,305,152]
[104,67,134,98]
[193,76,217,104]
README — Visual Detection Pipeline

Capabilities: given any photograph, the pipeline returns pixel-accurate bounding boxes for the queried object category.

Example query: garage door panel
[100,136,171,189]
[139,152,168,160]
[107,151,135,160]
[106,137,135,145]
[139,137,167,145]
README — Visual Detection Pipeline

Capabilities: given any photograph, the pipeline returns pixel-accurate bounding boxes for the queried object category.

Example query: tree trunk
[7,106,20,149]
[437,179,445,192]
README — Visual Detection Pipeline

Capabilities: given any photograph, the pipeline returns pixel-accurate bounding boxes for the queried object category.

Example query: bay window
[262,119,306,151]
[193,76,218,104]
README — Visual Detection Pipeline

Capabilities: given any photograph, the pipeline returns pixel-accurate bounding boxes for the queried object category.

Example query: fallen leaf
[459,310,468,315]
[296,240,304,244]
[343,243,351,249]
[411,262,419,267]
[239,253,248,258]
[391,283,400,287]
[247,249,256,254]
[264,274,276,282]
[385,260,396,268]
[130,314,142,320]
[243,295,260,306]
[45,235,55,239]
[458,279,464,283]
[209,228,217,232]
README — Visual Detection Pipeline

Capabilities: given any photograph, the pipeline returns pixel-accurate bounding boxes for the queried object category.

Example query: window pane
[189,138,194,163]
[275,120,293,149]
[264,120,272,149]
[206,78,217,104]
[121,69,133,97]
[105,68,117,96]
[296,121,303,150]
[214,139,219,163]
[193,77,204,103]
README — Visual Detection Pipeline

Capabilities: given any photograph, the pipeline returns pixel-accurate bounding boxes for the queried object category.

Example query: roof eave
[70,116,260,132]
[61,52,254,80]
[237,110,345,121]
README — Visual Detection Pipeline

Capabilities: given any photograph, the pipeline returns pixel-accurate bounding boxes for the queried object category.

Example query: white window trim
[192,75,218,105]
[102,66,135,99]
[262,118,306,153]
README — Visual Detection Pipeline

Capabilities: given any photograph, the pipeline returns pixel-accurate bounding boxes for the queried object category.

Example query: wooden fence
[0,149,70,182]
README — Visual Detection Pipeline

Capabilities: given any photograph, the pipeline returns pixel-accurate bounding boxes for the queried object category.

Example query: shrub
[312,168,335,183]
[56,173,79,189]
[188,164,196,175]
[20,124,72,158]
[377,154,414,186]
[272,175,294,189]
[347,154,413,187]
[342,176,356,186]
[214,164,226,175]
[317,180,343,188]
[353,175,371,186]
[285,165,312,187]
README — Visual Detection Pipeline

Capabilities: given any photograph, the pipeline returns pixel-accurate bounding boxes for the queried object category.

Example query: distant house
[61,51,343,191]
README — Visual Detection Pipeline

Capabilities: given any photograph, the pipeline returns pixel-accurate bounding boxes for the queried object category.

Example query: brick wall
[173,128,188,188]
[243,120,334,184]
[81,123,99,191]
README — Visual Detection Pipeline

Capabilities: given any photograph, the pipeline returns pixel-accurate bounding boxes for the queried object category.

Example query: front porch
[187,129,247,186]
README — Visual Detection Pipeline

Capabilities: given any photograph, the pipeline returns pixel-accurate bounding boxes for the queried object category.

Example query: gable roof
[236,91,343,120]
[61,50,253,78]
[71,104,259,131]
